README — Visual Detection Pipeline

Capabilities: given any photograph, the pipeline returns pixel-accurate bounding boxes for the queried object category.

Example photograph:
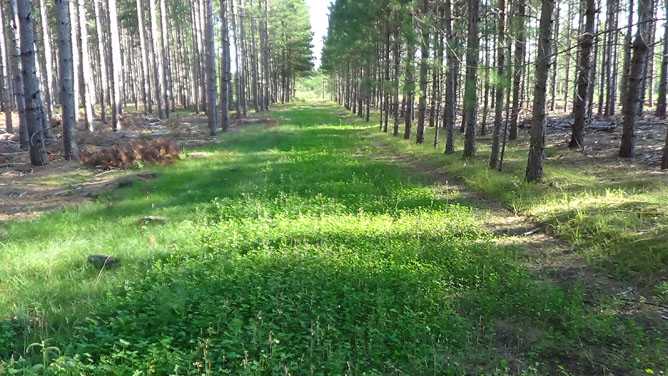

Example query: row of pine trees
[322,0,668,178]
[0,0,314,166]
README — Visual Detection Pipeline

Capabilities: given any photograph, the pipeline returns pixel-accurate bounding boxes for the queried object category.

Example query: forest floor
[0,111,274,222]
[0,102,667,375]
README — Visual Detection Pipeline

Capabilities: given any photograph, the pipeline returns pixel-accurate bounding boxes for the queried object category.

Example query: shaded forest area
[0,0,313,168]
[322,0,668,175]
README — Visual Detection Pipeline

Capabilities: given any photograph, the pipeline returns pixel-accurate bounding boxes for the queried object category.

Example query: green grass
[366,114,668,293]
[0,103,666,374]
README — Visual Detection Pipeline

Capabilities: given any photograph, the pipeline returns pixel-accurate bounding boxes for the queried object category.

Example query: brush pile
[81,138,180,169]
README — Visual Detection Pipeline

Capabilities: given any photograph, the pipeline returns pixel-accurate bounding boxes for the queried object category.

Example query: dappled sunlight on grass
[0,103,665,374]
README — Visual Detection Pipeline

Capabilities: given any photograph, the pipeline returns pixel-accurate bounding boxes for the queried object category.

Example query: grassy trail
[0,103,665,375]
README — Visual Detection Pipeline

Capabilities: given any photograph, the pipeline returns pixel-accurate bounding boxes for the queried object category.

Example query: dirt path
[368,137,668,325]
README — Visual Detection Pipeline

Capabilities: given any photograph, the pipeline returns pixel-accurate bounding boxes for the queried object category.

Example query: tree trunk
[489,0,506,169]
[205,0,217,135]
[55,0,79,160]
[159,0,171,116]
[444,0,456,154]
[221,0,231,130]
[656,0,668,118]
[108,0,122,130]
[416,0,430,144]
[549,1,560,112]
[136,0,149,114]
[462,0,480,158]
[392,29,401,137]
[38,0,54,130]
[570,0,595,150]
[509,0,525,140]
[16,0,48,165]
[68,0,80,123]
[403,20,416,140]
[149,0,165,119]
[93,0,109,121]
[8,0,29,150]
[621,0,635,111]
[620,0,653,158]
[0,4,13,133]
[526,0,555,182]
[78,0,95,130]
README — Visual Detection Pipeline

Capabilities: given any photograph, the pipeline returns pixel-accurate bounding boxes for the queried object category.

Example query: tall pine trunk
[221,0,231,130]
[656,0,668,118]
[462,0,480,158]
[55,0,79,160]
[38,0,54,131]
[443,0,456,154]
[149,0,166,119]
[570,0,596,150]
[16,0,48,165]
[93,0,109,121]
[204,0,218,135]
[136,0,150,114]
[509,0,525,140]
[620,0,653,158]
[108,0,122,130]
[8,0,29,150]
[0,4,13,133]
[78,0,95,130]
[526,0,555,182]
[416,0,430,144]
[489,0,506,169]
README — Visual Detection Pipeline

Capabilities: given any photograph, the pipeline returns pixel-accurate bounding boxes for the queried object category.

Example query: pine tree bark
[656,0,668,118]
[526,0,555,182]
[93,0,108,121]
[38,0,54,130]
[221,0,231,130]
[549,1,560,112]
[444,0,456,154]
[136,0,150,114]
[416,0,430,144]
[55,0,79,160]
[570,0,596,150]
[621,0,635,108]
[392,29,401,137]
[0,4,13,133]
[159,0,171,116]
[78,0,95,130]
[16,0,48,165]
[462,0,480,158]
[205,0,217,135]
[620,0,653,158]
[68,0,80,123]
[149,0,166,119]
[489,0,506,169]
[509,0,525,140]
[404,17,416,140]
[8,0,29,149]
[108,0,122,130]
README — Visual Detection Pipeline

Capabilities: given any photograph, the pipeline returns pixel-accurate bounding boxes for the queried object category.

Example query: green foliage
[0,105,665,374]
[269,0,315,76]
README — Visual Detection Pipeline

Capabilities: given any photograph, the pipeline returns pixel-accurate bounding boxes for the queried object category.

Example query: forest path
[1,102,666,374]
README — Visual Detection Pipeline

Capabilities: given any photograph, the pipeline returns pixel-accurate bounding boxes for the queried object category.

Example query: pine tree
[55,0,79,160]
[526,0,555,182]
